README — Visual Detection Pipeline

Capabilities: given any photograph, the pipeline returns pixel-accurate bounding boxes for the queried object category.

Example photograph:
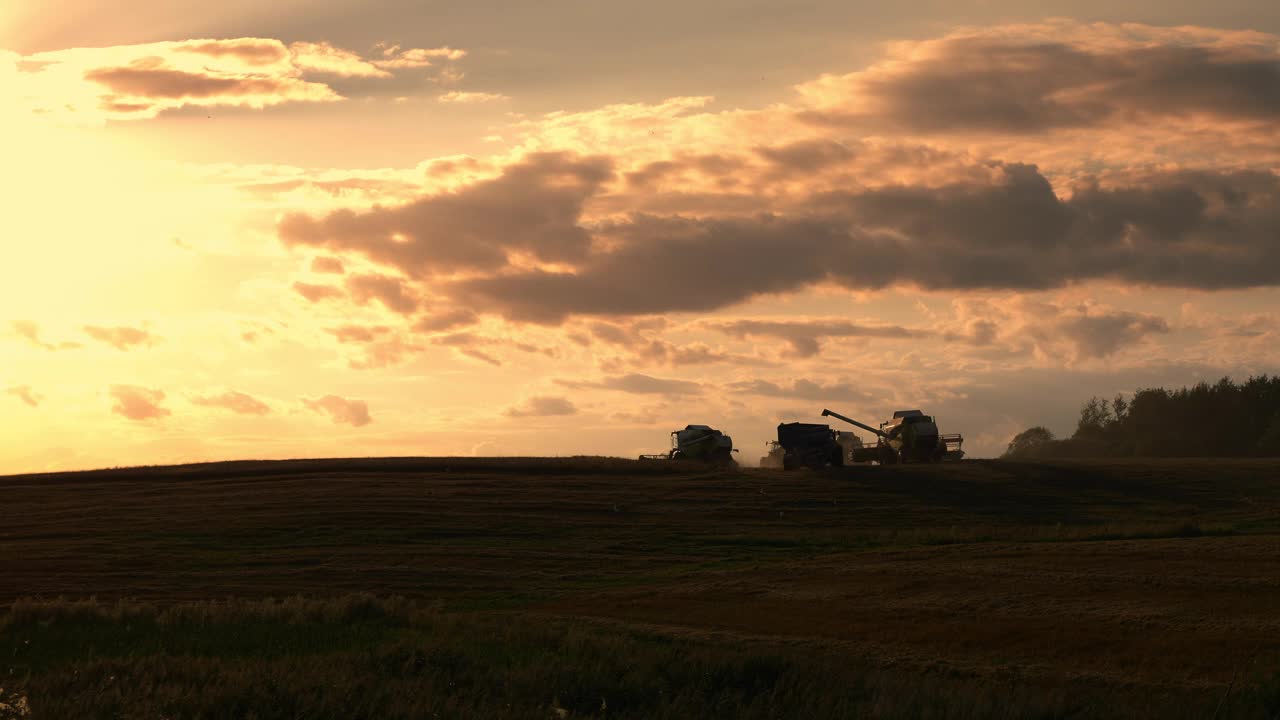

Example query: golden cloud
[109,385,170,421]
[13,36,473,124]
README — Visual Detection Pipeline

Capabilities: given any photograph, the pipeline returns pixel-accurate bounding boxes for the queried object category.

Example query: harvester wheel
[783,454,798,471]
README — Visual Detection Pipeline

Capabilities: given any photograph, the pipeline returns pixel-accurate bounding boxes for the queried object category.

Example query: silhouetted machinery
[640,425,737,464]
[772,422,864,469]
[759,440,785,469]
[821,408,964,464]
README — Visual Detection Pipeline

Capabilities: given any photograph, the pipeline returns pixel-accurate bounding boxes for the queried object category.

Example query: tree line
[1004,375,1280,458]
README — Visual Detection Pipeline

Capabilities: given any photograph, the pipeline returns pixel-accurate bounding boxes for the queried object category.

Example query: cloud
[272,23,1280,329]
[579,319,741,366]
[84,325,155,350]
[311,256,345,274]
[293,281,344,303]
[458,348,501,366]
[109,385,170,421]
[278,152,611,277]
[557,373,701,395]
[453,164,1280,322]
[191,390,271,415]
[437,90,509,103]
[453,213,843,322]
[374,44,467,69]
[350,337,424,369]
[288,41,389,78]
[796,21,1280,134]
[304,395,372,426]
[755,139,857,173]
[6,385,41,407]
[84,57,339,114]
[504,395,578,417]
[176,39,289,65]
[713,319,928,357]
[322,324,423,368]
[413,309,478,333]
[943,297,1172,364]
[346,273,419,314]
[1024,304,1171,362]
[729,378,872,402]
[632,340,741,366]
[1057,311,1170,361]
[15,36,470,124]
[12,320,48,349]
[431,332,503,366]
[10,321,79,351]
[327,324,390,343]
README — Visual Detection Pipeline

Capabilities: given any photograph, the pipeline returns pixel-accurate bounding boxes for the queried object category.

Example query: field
[2,457,1279,718]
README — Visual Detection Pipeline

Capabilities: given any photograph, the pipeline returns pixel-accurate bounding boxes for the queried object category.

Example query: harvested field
[2,457,1279,717]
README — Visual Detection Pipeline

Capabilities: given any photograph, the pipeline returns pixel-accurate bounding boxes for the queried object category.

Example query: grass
[2,457,1280,717]
[4,595,1276,720]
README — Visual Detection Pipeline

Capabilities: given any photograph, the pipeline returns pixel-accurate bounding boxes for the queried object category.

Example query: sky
[3,1,1280,473]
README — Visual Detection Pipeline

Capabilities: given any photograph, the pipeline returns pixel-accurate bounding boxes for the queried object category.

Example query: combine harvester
[765,423,863,470]
[640,425,738,465]
[822,408,964,464]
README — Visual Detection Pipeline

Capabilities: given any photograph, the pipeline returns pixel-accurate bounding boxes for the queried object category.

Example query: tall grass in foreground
[2,595,1277,719]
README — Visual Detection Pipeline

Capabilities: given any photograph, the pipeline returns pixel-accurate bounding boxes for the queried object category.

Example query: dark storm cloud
[556,373,702,395]
[714,319,928,357]
[278,152,613,277]
[800,36,1280,133]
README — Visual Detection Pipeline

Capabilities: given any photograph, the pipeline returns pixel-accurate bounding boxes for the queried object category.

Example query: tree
[1111,394,1129,424]
[1257,410,1280,456]
[1004,426,1055,458]
[1075,396,1114,439]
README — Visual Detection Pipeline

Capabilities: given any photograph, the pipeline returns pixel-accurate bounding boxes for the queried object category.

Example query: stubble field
[2,457,1278,718]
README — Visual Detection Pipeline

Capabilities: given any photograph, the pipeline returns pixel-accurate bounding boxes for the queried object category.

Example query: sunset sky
[4,1,1280,473]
